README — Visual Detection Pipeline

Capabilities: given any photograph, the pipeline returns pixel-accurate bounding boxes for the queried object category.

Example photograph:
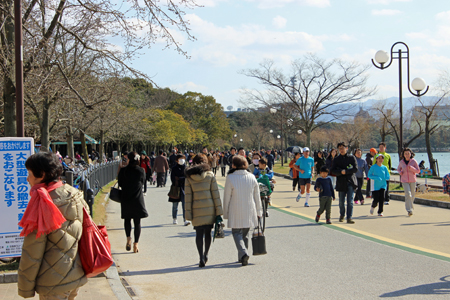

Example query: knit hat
[370,148,378,153]
[140,150,147,156]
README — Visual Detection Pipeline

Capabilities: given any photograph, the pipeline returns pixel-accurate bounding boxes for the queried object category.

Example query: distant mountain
[317,96,437,123]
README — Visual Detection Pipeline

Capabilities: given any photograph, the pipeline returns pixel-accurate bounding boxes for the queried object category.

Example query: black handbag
[109,182,122,203]
[252,218,267,256]
[213,216,225,241]
[168,185,180,199]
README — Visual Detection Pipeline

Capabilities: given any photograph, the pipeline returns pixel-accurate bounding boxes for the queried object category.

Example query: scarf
[19,181,66,238]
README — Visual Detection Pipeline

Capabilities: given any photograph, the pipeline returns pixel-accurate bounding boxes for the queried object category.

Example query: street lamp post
[270,108,284,166]
[371,42,429,152]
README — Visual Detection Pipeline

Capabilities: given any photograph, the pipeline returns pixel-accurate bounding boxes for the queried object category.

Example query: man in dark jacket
[227,147,237,168]
[265,150,275,170]
[365,148,377,198]
[154,150,169,187]
[169,150,178,169]
[331,142,358,224]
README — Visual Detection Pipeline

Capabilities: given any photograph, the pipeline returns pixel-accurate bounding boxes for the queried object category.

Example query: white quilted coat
[223,170,262,229]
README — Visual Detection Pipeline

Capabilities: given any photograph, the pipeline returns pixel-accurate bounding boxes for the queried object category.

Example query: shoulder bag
[168,177,180,199]
[109,182,122,203]
[252,218,267,256]
[79,207,114,277]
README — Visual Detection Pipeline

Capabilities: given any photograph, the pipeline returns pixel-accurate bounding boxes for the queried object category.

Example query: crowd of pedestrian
[15,142,430,299]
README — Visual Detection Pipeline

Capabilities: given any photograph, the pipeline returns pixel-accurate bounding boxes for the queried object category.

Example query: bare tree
[412,74,450,175]
[0,0,200,136]
[240,54,376,148]
[373,101,424,158]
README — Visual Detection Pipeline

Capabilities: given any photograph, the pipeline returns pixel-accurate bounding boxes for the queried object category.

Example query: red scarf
[19,181,66,238]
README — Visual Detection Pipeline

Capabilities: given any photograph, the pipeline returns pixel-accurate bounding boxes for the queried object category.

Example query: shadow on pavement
[122,262,242,276]
[265,223,318,229]
[401,222,450,227]
[107,224,173,231]
[352,215,405,220]
[380,275,450,297]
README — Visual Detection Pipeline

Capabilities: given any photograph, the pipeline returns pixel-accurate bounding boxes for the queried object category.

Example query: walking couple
[185,154,262,267]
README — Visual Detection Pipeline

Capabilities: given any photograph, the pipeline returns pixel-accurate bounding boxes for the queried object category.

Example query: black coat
[330,153,358,192]
[118,165,148,219]
[169,164,186,203]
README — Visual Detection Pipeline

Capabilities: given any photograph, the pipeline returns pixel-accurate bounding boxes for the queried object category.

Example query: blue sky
[127,0,450,110]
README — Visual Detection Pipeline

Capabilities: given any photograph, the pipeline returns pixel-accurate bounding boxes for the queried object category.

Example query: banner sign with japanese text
[0,137,34,258]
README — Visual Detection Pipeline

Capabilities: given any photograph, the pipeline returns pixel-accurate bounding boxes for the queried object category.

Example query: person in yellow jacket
[378,142,392,205]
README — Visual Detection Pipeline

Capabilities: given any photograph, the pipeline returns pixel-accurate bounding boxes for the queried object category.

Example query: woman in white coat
[223,155,262,266]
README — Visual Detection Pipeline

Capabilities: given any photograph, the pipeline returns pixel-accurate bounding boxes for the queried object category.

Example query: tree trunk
[40,100,50,152]
[80,131,89,163]
[66,125,74,158]
[305,128,312,150]
[99,129,104,162]
[425,118,437,176]
[2,3,16,137]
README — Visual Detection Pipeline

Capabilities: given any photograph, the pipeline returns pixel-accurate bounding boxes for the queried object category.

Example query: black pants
[212,167,217,175]
[355,177,364,201]
[124,218,141,242]
[143,178,147,193]
[292,178,300,191]
[157,172,165,187]
[195,227,212,260]
[371,189,385,214]
[385,180,390,202]
[221,167,226,176]
[366,179,371,197]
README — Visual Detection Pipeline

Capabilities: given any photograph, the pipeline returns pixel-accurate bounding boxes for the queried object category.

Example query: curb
[105,262,133,300]
[0,272,17,283]
[274,172,450,209]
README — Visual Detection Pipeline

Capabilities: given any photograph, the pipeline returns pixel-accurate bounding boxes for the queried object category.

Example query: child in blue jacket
[368,153,390,216]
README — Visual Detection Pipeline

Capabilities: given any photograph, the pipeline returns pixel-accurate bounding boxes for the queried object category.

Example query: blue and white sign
[0,137,34,258]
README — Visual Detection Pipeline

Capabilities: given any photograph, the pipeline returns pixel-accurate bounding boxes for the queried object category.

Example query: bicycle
[258,182,272,232]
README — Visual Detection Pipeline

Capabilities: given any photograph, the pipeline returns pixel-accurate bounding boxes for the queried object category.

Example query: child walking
[368,154,390,216]
[314,166,335,224]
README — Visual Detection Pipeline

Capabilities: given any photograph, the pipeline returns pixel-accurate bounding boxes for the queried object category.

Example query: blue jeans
[338,183,354,219]
[172,189,185,220]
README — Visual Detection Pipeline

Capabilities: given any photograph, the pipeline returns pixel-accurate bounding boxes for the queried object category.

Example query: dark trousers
[221,167,226,177]
[366,179,372,197]
[317,196,332,220]
[371,189,385,214]
[385,180,390,202]
[157,172,165,187]
[124,218,141,242]
[355,177,364,201]
[292,178,300,191]
[143,179,147,193]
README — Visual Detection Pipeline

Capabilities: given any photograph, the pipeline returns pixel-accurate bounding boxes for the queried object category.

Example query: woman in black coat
[170,154,191,226]
[118,151,148,253]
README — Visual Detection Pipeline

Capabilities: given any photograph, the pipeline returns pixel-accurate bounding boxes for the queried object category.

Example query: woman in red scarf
[18,152,88,299]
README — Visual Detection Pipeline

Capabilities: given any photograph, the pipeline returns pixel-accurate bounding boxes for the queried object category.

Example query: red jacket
[289,159,299,179]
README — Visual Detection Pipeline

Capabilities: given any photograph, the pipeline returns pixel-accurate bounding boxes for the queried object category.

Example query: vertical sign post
[0,137,34,258]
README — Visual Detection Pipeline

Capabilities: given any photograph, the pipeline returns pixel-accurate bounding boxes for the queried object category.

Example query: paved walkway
[103,173,450,299]
[0,277,117,300]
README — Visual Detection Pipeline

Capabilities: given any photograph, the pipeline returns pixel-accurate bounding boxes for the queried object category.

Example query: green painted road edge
[270,206,450,263]
[218,181,450,263]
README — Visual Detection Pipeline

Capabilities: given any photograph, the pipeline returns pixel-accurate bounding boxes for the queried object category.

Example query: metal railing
[66,160,119,216]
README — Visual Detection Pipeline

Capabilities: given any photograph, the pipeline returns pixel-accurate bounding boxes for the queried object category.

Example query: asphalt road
[105,176,450,300]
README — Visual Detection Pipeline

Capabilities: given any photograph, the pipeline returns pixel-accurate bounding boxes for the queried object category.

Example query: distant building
[354,107,375,123]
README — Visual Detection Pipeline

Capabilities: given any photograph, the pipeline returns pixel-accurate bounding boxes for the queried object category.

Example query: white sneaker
[173,219,178,224]
[296,193,302,202]
[378,213,383,217]
[184,220,191,226]
[143,193,147,196]
[370,207,374,215]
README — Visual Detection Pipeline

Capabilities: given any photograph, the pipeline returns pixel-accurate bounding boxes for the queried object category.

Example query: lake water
[389,152,450,176]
